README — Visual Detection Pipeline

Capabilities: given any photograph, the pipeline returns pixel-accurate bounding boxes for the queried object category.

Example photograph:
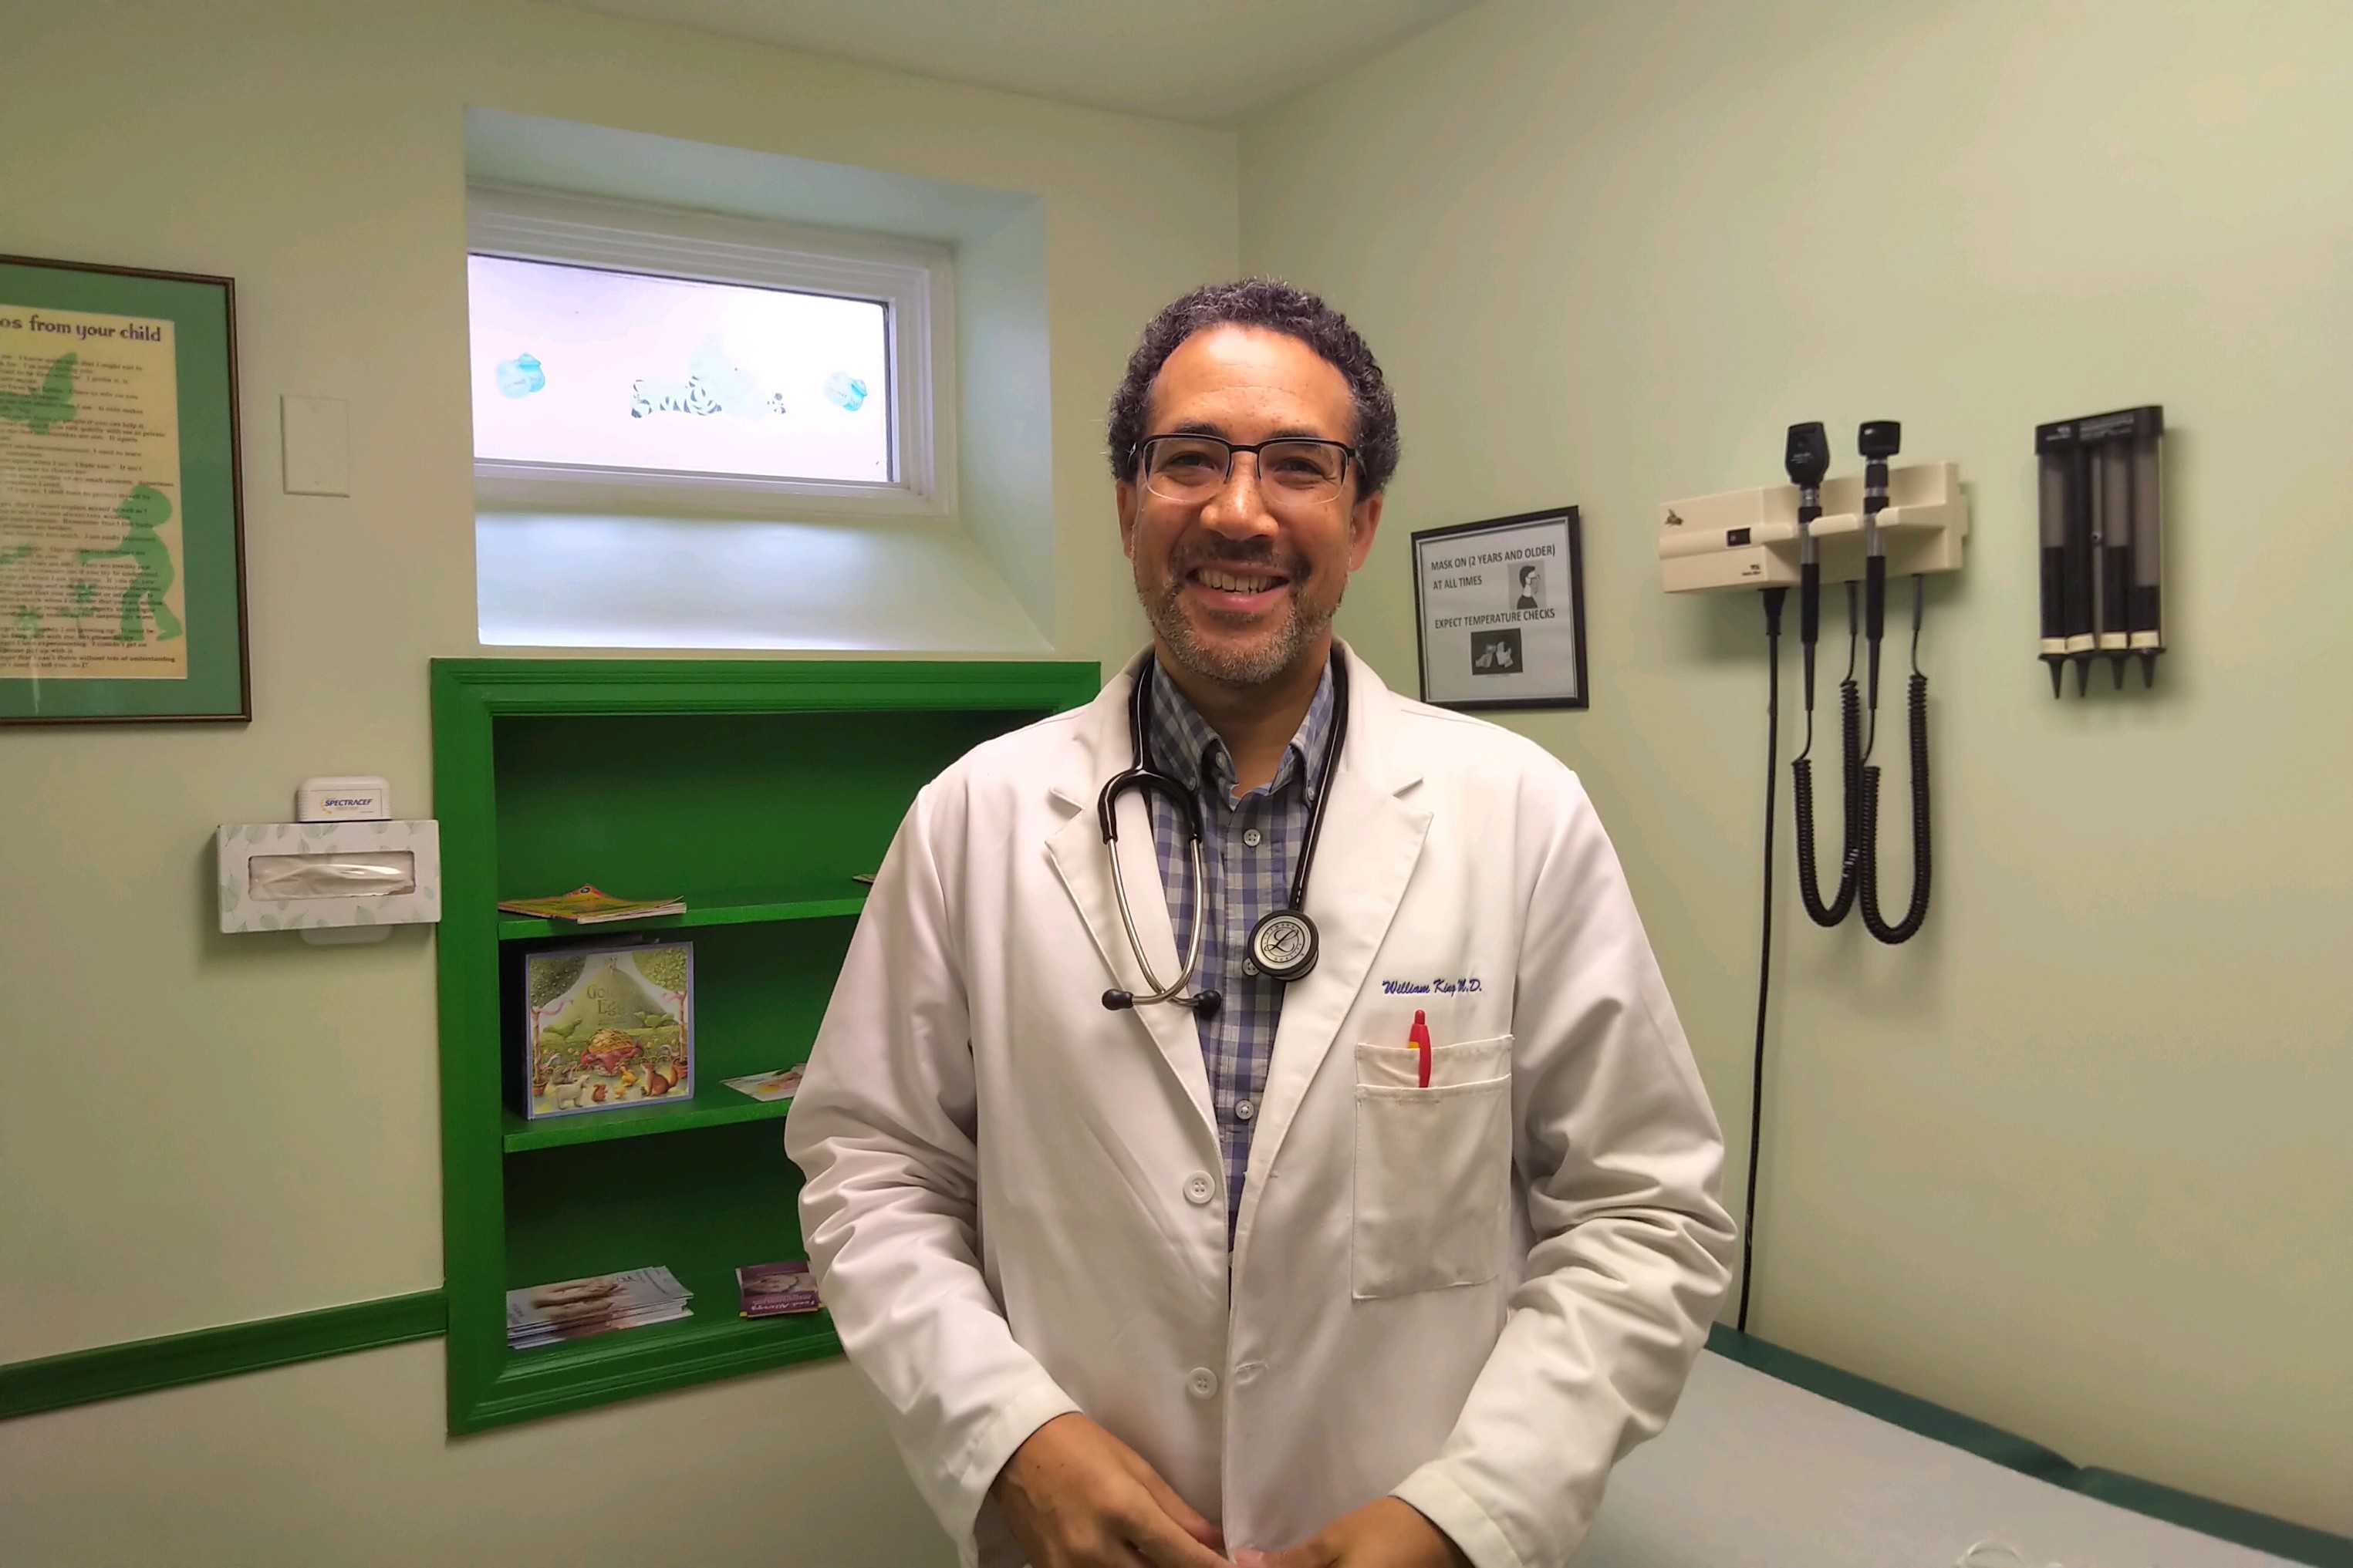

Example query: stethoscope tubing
[1096,653,1348,1010]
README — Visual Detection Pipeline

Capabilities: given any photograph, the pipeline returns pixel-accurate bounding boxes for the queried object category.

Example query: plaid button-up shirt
[1143,656,1338,1246]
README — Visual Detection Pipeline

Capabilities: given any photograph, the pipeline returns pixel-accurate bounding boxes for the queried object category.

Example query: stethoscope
[1097,654,1349,1020]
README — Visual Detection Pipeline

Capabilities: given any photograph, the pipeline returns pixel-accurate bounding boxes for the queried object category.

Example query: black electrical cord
[1739,585,1786,1333]
[1859,573,1933,944]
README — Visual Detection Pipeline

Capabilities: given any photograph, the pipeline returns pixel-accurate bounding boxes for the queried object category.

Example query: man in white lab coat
[786,281,1734,1568]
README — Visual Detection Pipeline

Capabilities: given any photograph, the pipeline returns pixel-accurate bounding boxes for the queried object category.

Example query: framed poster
[0,254,249,723]
[1411,506,1588,711]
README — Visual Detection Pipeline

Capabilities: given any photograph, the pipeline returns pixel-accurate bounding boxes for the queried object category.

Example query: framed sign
[0,254,249,723]
[1411,506,1588,711]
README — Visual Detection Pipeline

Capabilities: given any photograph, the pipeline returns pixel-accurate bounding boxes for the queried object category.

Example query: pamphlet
[721,1065,804,1104]
[737,1259,822,1318]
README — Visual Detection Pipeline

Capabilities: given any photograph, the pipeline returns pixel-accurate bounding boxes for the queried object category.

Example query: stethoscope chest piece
[1248,909,1318,983]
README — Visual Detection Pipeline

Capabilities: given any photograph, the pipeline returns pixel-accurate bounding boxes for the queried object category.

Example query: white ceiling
[553,0,1480,125]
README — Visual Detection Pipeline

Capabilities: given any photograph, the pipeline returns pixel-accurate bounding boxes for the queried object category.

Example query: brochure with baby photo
[721,1065,804,1104]
[736,1259,822,1319]
[506,1265,694,1349]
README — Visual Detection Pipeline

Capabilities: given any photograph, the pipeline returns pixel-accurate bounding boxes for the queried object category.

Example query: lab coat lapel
[1044,663,1217,1128]
[1246,647,1430,1192]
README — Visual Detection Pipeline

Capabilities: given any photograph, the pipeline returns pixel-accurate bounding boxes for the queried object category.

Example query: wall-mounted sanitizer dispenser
[217,776,441,945]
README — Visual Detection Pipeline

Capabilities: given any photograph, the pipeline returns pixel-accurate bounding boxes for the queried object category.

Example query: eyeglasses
[1136,434,1358,506]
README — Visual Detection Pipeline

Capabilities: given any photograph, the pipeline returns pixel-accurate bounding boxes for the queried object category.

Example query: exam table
[1575,1327,2350,1567]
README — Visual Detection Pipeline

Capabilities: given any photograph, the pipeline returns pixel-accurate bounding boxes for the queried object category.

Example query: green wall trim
[2061,1469,2353,1568]
[0,1290,446,1421]
[1705,1321,2076,1480]
[1707,1324,2352,1566]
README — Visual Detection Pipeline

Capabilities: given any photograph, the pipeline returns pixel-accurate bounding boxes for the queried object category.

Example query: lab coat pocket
[1353,1036,1511,1090]
[1351,1072,1511,1300]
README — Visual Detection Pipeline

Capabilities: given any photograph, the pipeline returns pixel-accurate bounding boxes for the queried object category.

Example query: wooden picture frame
[0,254,249,723]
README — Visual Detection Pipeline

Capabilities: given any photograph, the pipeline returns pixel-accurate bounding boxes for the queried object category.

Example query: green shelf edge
[0,1290,446,1421]
[503,1092,793,1152]
[458,1310,841,1434]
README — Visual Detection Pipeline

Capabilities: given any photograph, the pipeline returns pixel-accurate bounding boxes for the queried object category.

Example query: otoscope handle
[1865,555,1887,644]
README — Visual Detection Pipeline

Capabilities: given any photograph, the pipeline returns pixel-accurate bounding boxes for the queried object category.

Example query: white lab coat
[786,645,1734,1568]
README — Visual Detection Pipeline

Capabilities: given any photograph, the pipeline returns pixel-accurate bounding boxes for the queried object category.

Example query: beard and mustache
[1139,542,1342,688]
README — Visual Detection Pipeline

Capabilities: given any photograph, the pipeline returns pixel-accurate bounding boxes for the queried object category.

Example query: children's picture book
[736,1260,822,1319]
[721,1065,803,1104]
[523,939,694,1119]
[498,884,687,923]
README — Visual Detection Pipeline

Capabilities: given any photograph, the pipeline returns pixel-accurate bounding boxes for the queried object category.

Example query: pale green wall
[0,0,1224,1558]
[1242,0,2351,1535]
[10,0,2349,1552]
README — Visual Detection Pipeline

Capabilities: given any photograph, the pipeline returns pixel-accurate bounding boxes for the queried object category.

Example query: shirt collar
[1144,652,1337,801]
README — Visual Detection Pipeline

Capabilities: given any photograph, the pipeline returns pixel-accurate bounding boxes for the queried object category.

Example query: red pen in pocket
[1410,1008,1432,1088]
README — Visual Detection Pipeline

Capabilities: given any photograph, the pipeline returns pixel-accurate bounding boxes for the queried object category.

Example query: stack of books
[506,1266,694,1349]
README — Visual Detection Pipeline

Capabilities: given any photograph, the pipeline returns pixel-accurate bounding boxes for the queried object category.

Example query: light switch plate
[282,394,350,496]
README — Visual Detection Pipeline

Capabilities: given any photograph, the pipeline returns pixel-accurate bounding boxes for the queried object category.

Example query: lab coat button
[1183,1172,1214,1206]
[1187,1367,1219,1400]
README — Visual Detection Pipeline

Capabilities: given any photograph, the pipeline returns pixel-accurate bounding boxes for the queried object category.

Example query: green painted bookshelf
[432,657,1099,1434]
[499,1087,793,1153]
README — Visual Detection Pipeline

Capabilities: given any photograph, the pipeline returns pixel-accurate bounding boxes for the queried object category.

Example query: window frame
[466,184,956,519]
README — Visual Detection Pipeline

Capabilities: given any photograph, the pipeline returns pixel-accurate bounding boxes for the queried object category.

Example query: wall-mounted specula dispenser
[2035,405,2165,696]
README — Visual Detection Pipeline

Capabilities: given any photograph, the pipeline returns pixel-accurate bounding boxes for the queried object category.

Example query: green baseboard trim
[1707,1324,2353,1566]
[1706,1321,2077,1480]
[2062,1469,2353,1568]
[0,1290,447,1420]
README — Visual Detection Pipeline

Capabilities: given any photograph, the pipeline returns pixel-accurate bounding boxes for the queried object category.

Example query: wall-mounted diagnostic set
[1658,422,1960,946]
[1659,421,1964,1330]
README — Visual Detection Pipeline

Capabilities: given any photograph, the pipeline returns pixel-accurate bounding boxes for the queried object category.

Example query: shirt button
[1235,1098,1256,1122]
[1241,959,1259,977]
[1242,828,1263,848]
[1183,1172,1214,1206]
[1187,1367,1219,1400]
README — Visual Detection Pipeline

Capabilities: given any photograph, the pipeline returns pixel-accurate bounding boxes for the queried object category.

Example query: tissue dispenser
[217,819,441,936]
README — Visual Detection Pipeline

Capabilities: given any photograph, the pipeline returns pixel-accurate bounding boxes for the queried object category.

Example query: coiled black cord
[1791,681,1863,926]
[1859,577,1932,944]
[1792,586,1862,927]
